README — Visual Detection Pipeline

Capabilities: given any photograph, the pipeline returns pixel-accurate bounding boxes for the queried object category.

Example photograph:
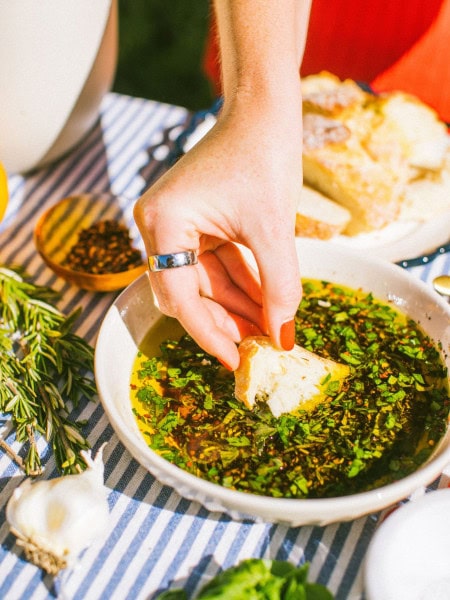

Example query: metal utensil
[432,275,450,299]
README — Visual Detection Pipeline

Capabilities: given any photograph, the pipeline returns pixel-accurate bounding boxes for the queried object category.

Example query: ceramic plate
[364,488,450,600]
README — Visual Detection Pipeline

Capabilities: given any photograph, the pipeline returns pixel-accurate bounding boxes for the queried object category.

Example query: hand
[134,93,303,371]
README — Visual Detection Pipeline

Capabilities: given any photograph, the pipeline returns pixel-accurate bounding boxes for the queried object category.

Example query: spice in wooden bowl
[34,194,147,292]
[64,219,143,275]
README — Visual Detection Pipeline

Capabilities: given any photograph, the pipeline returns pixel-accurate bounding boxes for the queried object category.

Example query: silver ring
[148,250,198,272]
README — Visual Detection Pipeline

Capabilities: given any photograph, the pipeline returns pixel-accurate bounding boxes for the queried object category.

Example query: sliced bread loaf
[296,185,351,239]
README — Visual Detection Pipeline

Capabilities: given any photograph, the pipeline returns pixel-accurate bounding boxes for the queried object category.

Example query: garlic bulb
[6,446,110,575]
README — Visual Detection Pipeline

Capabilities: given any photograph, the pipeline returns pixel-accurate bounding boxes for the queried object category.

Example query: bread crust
[235,336,349,417]
[300,72,449,235]
[295,185,351,239]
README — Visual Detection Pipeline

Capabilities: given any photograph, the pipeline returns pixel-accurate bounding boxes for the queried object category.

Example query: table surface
[0,92,449,600]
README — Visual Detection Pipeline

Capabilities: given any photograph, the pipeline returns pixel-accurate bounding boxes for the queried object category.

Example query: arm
[134,0,311,370]
[215,0,310,100]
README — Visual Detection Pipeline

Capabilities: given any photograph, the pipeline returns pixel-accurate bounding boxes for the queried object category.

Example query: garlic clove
[6,445,110,575]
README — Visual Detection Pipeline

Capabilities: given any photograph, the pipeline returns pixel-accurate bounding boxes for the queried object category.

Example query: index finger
[149,266,243,370]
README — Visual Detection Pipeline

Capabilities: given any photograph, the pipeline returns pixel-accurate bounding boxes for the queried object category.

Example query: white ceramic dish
[95,239,450,526]
[0,0,117,174]
[364,486,450,600]
[332,211,450,263]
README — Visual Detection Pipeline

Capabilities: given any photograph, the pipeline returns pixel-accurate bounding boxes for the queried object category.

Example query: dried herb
[64,219,143,274]
[0,266,96,475]
[131,280,450,499]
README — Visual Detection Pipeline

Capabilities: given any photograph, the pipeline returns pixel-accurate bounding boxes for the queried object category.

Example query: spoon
[432,275,450,299]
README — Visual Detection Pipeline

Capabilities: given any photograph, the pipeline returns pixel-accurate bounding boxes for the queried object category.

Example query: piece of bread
[401,147,450,221]
[234,336,350,418]
[300,72,450,236]
[302,112,404,234]
[377,91,448,171]
[295,185,351,239]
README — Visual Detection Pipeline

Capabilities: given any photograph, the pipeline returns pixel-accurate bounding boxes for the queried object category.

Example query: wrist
[221,74,303,134]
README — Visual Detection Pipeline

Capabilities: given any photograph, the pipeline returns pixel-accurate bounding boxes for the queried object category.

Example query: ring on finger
[148,250,198,272]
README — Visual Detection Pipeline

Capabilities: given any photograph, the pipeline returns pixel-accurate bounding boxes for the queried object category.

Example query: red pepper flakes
[64,219,143,275]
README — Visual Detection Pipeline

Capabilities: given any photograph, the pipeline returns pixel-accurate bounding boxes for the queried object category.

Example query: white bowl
[364,487,450,600]
[95,239,450,526]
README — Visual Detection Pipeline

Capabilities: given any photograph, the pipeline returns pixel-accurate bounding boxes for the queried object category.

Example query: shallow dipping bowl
[95,239,450,526]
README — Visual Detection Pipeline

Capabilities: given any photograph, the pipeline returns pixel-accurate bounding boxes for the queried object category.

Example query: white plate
[331,212,450,263]
[364,488,450,600]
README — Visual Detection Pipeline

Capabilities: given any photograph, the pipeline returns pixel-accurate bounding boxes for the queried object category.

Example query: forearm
[213,0,311,104]
[134,1,310,369]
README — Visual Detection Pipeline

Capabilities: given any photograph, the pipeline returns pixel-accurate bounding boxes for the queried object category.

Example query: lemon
[0,161,8,222]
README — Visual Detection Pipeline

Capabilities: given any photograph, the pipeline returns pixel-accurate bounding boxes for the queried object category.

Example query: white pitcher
[0,0,118,174]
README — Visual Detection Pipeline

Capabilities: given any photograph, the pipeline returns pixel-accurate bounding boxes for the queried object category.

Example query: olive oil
[130,280,450,499]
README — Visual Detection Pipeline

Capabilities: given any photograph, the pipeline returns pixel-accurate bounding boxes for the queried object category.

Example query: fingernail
[280,319,295,351]
[218,358,233,371]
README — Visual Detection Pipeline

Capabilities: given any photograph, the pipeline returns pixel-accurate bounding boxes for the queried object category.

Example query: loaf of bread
[302,113,405,234]
[300,71,449,235]
[296,185,351,239]
[234,336,350,418]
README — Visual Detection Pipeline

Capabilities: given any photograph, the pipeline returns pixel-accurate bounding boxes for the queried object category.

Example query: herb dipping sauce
[130,280,450,499]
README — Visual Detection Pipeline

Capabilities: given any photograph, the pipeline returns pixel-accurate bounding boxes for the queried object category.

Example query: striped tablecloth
[0,91,449,600]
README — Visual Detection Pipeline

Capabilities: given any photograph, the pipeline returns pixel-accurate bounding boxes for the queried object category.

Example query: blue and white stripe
[0,92,449,600]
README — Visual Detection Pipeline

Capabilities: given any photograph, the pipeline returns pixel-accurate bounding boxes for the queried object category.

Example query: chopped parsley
[130,280,450,499]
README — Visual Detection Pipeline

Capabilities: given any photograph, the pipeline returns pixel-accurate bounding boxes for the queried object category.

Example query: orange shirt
[301,0,442,82]
[203,0,450,122]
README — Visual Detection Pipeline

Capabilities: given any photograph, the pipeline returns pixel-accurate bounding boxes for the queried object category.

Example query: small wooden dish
[34,193,147,292]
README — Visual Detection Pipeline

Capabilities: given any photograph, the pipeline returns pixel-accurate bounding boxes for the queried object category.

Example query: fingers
[251,233,302,351]
[197,246,265,332]
[213,243,262,306]
[199,297,262,348]
[149,266,260,370]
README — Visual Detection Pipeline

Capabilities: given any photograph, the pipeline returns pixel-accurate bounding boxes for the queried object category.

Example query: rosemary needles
[0,266,97,475]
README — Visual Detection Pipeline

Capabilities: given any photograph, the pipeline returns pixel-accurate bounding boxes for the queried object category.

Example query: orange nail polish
[218,358,233,371]
[280,319,295,351]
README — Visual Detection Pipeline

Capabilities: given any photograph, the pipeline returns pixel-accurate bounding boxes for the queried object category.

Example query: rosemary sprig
[0,266,97,475]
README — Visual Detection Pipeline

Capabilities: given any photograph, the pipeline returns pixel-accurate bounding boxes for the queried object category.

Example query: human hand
[134,94,303,371]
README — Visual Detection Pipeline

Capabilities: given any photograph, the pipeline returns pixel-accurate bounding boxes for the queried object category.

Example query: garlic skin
[6,446,110,575]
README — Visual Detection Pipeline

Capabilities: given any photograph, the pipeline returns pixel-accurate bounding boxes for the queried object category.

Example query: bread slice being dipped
[235,336,349,418]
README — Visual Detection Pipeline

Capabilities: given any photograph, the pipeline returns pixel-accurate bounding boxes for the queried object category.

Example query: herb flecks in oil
[131,280,449,499]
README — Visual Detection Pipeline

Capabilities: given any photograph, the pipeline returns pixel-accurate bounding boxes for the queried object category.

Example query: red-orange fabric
[301,0,442,81]
[203,0,450,121]
[371,0,450,122]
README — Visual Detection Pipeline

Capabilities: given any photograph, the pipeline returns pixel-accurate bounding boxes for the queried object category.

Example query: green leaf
[181,560,336,600]
[156,590,188,599]
[196,559,274,599]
